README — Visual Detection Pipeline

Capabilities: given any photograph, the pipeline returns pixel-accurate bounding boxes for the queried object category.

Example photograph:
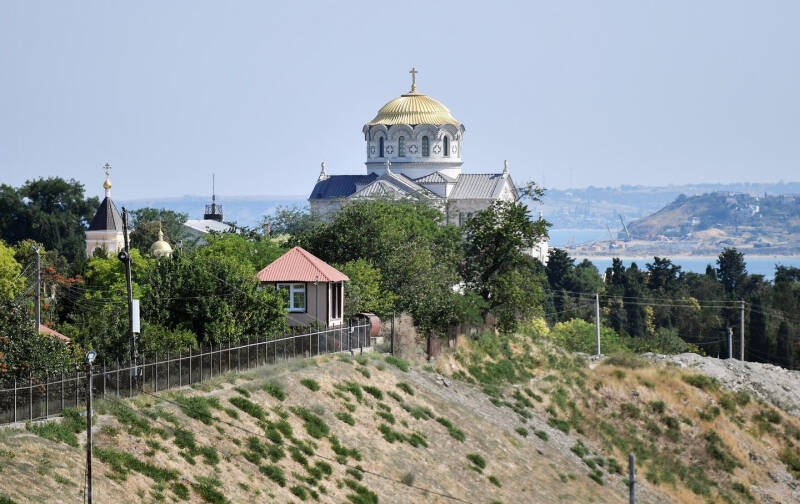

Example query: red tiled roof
[256,247,349,283]
[39,324,71,343]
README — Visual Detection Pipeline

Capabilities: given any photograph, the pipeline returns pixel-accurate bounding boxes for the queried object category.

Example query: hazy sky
[1,1,798,200]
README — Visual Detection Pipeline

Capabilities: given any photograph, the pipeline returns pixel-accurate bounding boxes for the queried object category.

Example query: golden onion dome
[150,226,173,257]
[103,177,112,190]
[368,92,461,126]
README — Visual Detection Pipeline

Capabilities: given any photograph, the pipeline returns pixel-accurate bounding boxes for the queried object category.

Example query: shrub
[173,428,197,451]
[535,430,549,441]
[682,374,719,392]
[300,378,320,392]
[336,411,355,426]
[343,478,379,504]
[385,356,409,372]
[387,390,403,403]
[263,381,286,401]
[290,486,308,500]
[436,417,466,442]
[515,427,528,437]
[620,403,641,419]
[259,464,286,487]
[197,446,219,466]
[336,381,364,401]
[466,453,487,470]
[401,472,414,486]
[649,400,666,415]
[229,397,267,421]
[377,411,395,424]
[290,406,330,438]
[233,386,250,398]
[362,385,383,400]
[704,432,741,473]
[194,476,229,504]
[547,418,570,434]
[175,396,219,425]
[94,446,179,483]
[488,475,501,487]
[396,382,414,395]
[171,482,190,500]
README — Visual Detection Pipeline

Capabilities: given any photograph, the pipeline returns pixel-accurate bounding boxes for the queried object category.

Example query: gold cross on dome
[409,67,418,93]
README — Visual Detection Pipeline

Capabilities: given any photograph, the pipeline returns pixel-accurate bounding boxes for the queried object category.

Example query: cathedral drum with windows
[309,69,548,262]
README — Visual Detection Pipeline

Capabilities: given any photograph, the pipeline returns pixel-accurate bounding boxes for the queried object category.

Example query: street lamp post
[85,350,97,504]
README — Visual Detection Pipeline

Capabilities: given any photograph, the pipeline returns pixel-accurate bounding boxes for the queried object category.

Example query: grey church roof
[88,197,124,231]
[449,173,513,200]
[309,174,378,200]
[309,171,515,201]
[413,172,457,184]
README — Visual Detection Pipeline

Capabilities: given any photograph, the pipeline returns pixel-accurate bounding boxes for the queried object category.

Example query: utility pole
[85,350,97,504]
[595,293,601,356]
[628,453,636,504]
[120,208,137,374]
[727,327,733,359]
[740,300,745,361]
[32,246,41,329]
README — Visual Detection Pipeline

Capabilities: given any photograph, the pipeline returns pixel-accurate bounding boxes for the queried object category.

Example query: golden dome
[103,177,112,190]
[368,92,461,126]
[150,226,173,257]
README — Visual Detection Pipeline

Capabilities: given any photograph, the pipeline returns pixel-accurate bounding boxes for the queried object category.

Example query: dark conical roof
[88,196,124,231]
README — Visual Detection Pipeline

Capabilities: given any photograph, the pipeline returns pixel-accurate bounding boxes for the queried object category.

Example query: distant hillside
[542,182,800,231]
[627,192,800,245]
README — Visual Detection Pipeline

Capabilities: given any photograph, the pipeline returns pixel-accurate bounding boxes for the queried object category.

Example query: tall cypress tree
[776,321,794,369]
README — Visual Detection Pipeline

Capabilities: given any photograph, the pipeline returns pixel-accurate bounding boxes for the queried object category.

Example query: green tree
[195,233,286,273]
[0,297,73,376]
[461,201,549,332]
[336,259,396,318]
[776,321,795,369]
[264,205,320,237]
[717,248,747,296]
[0,178,99,262]
[292,200,463,334]
[0,241,24,300]
[549,318,623,354]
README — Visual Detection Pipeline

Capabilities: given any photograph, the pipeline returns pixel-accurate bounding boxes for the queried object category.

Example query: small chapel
[308,69,547,261]
[85,163,125,258]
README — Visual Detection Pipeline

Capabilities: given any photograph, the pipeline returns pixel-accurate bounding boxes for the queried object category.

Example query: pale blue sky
[1,1,798,200]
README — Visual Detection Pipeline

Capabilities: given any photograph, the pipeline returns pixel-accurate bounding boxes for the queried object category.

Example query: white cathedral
[308,69,547,261]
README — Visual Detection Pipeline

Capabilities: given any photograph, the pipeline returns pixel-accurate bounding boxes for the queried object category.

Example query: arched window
[398,136,406,157]
[422,136,429,157]
[443,136,450,157]
[379,137,384,158]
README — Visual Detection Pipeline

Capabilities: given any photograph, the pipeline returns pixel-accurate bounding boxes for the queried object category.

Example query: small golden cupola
[150,222,173,258]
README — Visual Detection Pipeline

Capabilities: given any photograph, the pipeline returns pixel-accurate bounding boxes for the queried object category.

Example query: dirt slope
[1,340,799,504]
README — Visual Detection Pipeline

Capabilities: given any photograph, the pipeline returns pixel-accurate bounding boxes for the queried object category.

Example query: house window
[330,282,343,320]
[398,136,406,157]
[277,283,306,312]
[422,136,429,156]
[443,136,450,157]
[379,137,384,157]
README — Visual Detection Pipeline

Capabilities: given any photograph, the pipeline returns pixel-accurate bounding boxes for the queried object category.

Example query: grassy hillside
[1,332,799,503]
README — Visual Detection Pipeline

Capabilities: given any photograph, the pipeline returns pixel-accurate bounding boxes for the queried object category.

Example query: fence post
[166,352,170,390]
[199,345,203,381]
[102,361,106,398]
[13,378,17,424]
[29,372,33,422]
[60,372,64,411]
[629,453,636,504]
[391,312,395,355]
[210,344,214,379]
[178,351,182,387]
[116,361,120,397]
[45,372,49,418]
[189,347,193,385]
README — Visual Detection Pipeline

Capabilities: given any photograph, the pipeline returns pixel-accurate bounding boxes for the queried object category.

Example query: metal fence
[0,322,371,426]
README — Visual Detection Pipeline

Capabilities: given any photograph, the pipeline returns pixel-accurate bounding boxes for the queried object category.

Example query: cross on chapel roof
[409,67,418,93]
